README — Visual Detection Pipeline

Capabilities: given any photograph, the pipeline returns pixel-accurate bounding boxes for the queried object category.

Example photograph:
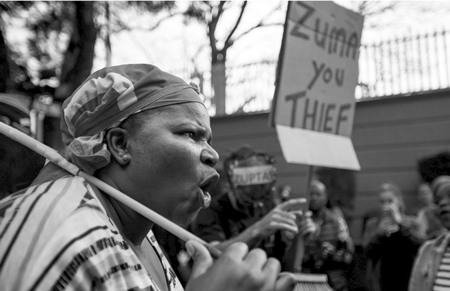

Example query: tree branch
[227,3,282,46]
[224,1,247,50]
[211,1,226,32]
[233,22,282,43]
[208,1,226,54]
[113,11,183,33]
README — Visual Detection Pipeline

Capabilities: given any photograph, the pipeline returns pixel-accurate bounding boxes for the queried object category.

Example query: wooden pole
[293,165,314,272]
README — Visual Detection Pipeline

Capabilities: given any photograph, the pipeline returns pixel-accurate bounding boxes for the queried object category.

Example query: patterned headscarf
[61,64,204,175]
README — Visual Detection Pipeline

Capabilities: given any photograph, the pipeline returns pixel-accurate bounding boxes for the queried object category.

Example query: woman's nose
[201,144,219,167]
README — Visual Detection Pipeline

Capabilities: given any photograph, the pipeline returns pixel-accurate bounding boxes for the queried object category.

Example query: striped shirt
[433,246,450,291]
[0,176,183,291]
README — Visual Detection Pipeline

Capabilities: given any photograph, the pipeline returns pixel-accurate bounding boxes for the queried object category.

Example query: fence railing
[170,28,450,115]
[358,29,450,98]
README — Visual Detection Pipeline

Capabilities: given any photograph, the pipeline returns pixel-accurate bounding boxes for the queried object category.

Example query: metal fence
[170,28,450,115]
[358,29,450,98]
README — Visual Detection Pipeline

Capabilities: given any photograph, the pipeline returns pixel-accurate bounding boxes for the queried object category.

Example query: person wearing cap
[301,180,354,291]
[190,145,317,269]
[0,64,295,291]
[409,175,450,291]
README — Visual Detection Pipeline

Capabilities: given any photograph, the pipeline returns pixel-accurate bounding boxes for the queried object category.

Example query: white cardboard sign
[271,1,363,170]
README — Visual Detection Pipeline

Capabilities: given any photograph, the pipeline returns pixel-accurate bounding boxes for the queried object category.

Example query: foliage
[0,1,34,93]
[0,1,93,96]
[0,1,174,99]
[25,2,74,90]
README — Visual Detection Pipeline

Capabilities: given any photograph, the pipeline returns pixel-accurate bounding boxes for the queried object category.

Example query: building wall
[210,89,450,244]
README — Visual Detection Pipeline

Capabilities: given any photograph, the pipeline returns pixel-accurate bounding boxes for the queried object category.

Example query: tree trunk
[0,25,11,93]
[55,1,97,100]
[211,58,226,116]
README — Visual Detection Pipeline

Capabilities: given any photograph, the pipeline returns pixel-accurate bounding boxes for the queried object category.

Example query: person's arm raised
[212,198,307,251]
[185,240,296,291]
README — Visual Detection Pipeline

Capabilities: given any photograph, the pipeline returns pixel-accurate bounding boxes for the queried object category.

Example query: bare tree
[112,1,283,115]
[99,1,176,64]
[348,1,398,30]
[183,1,283,115]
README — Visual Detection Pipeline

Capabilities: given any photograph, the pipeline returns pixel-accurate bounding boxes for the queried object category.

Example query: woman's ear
[105,127,131,166]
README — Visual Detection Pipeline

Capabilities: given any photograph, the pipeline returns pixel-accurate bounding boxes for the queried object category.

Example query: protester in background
[409,176,450,291]
[0,64,295,291]
[415,182,446,240]
[363,182,425,291]
[301,180,354,291]
[191,145,317,267]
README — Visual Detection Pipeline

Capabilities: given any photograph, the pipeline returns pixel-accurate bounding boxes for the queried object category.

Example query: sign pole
[293,165,313,272]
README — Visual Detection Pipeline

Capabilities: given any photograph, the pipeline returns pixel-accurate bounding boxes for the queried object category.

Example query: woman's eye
[183,132,195,139]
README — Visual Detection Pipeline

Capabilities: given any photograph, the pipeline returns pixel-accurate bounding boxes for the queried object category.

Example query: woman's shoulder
[0,175,128,290]
[0,175,110,235]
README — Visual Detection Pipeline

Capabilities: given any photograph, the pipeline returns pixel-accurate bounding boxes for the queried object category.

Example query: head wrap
[61,63,204,174]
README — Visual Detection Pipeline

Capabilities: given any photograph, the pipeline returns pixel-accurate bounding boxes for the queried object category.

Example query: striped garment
[433,246,450,291]
[0,176,183,291]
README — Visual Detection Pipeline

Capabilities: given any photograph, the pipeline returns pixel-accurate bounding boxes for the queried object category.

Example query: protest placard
[270,1,363,170]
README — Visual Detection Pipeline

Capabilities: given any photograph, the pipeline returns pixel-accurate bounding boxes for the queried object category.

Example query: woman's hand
[377,203,402,236]
[185,240,296,291]
[296,211,318,240]
[378,217,400,236]
[382,203,402,224]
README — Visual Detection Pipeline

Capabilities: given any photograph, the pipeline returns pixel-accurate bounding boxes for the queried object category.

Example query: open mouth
[199,175,219,208]
[197,187,212,208]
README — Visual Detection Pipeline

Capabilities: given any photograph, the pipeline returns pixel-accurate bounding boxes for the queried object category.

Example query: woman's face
[123,102,219,226]
[309,183,327,212]
[435,187,450,229]
[379,190,400,208]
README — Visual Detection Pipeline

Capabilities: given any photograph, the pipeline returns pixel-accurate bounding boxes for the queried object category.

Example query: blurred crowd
[154,144,449,291]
